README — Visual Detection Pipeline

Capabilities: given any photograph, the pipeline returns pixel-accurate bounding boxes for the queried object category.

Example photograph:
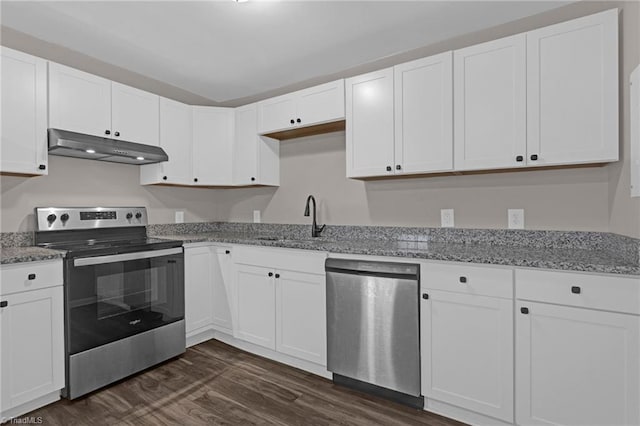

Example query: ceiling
[1,1,570,105]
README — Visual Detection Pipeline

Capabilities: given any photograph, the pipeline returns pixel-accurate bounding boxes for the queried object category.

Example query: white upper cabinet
[111,82,159,146]
[258,79,345,134]
[258,94,297,134]
[346,67,395,178]
[526,9,619,167]
[140,97,192,185]
[347,54,454,178]
[192,106,234,185]
[394,52,453,175]
[454,34,527,171]
[48,62,112,138]
[233,103,280,186]
[295,80,345,128]
[0,47,48,176]
[49,63,159,145]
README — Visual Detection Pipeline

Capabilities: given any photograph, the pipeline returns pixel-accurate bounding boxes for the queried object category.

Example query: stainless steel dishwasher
[325,258,423,408]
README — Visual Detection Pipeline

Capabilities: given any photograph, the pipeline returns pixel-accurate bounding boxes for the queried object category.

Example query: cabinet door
[192,106,234,185]
[527,9,618,166]
[140,97,192,185]
[233,103,259,185]
[184,246,214,336]
[48,62,111,138]
[421,290,514,422]
[345,68,395,178]
[275,270,326,366]
[394,52,453,174]
[111,82,160,146]
[454,34,526,171]
[235,264,276,350]
[211,247,233,333]
[0,47,48,175]
[516,301,639,426]
[0,286,64,411]
[296,80,345,127]
[258,94,296,134]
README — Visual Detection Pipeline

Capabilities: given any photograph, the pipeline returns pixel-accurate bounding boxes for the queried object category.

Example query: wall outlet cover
[508,209,525,229]
[175,211,184,224]
[253,210,261,223]
[440,209,454,228]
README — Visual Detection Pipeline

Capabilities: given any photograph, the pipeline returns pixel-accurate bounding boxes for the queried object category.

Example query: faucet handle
[316,224,326,235]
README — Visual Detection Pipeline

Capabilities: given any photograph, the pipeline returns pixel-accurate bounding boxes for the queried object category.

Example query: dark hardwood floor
[24,340,466,425]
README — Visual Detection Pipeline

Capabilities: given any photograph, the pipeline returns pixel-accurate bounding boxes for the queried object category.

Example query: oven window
[66,253,184,354]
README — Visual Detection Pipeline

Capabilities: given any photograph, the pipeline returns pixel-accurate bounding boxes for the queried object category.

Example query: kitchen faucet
[304,195,325,238]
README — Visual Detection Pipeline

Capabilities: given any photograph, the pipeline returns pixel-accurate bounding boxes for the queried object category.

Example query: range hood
[47,128,168,165]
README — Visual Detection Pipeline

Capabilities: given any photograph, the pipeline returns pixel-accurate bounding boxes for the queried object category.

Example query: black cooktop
[35,227,183,258]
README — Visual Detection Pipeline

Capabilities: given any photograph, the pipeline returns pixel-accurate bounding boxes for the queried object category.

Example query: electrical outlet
[508,209,525,229]
[440,209,454,228]
[253,210,261,223]
[175,211,184,224]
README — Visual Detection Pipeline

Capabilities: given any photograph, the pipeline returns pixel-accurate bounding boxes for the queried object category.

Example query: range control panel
[80,211,117,221]
[35,207,148,231]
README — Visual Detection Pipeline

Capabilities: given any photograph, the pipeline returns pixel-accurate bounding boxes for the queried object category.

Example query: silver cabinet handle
[74,247,182,267]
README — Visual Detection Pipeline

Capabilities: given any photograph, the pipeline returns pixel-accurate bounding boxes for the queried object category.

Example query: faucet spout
[303,195,325,238]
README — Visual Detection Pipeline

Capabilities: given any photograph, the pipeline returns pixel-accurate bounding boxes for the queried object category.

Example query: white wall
[208,132,611,231]
[0,156,219,231]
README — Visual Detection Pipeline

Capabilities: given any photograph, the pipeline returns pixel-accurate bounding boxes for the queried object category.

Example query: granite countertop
[0,246,66,265]
[154,232,640,276]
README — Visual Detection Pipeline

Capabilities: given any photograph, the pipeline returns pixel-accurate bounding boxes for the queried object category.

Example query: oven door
[66,247,184,355]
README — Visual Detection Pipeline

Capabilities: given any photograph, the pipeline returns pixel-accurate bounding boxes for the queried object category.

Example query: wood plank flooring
[23,340,466,425]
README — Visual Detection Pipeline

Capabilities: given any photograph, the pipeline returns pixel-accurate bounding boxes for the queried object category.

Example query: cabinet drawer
[421,262,513,299]
[233,245,327,275]
[516,269,640,315]
[0,260,63,296]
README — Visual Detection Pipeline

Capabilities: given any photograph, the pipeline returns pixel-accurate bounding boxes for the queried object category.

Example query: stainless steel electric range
[35,207,185,399]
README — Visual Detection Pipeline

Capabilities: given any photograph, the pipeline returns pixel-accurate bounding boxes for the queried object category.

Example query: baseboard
[425,398,514,426]
[186,328,216,348]
[212,331,332,379]
[0,391,61,423]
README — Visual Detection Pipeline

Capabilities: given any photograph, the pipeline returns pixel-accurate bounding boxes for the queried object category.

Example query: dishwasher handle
[325,258,419,280]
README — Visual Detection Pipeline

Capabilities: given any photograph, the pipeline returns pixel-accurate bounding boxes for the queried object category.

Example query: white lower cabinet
[184,244,234,345]
[515,269,640,426]
[516,301,639,426]
[275,270,326,366]
[233,246,327,366]
[0,260,64,419]
[235,264,277,349]
[211,247,234,333]
[421,263,514,423]
[185,245,215,336]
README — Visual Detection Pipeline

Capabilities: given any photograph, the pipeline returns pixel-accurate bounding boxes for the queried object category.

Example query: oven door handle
[73,247,183,267]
